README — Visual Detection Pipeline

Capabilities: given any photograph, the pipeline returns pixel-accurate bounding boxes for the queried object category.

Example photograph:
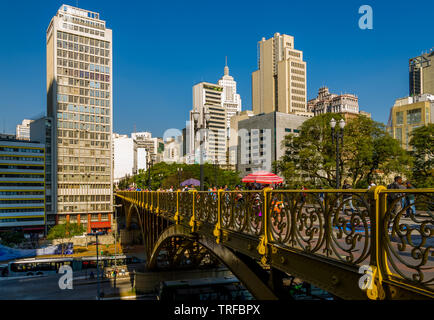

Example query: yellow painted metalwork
[174,190,180,224]
[189,190,197,232]
[213,189,223,243]
[116,187,434,299]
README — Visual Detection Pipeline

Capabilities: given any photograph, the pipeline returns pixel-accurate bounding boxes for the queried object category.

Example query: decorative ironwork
[115,187,434,299]
[381,191,433,289]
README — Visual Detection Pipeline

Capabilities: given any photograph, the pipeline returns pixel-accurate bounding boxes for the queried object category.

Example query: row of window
[0,208,44,213]
[57,112,110,124]
[0,217,44,223]
[57,77,110,91]
[0,200,44,204]
[58,183,111,189]
[58,195,111,202]
[57,49,109,66]
[0,147,43,154]
[395,108,422,125]
[58,86,110,100]
[57,94,110,108]
[57,31,109,48]
[57,120,110,133]
[58,203,111,212]
[0,191,44,196]
[57,156,111,166]
[57,129,110,140]
[0,182,44,187]
[56,40,109,57]
[57,67,110,83]
[0,165,44,170]
[0,174,44,179]
[0,156,44,162]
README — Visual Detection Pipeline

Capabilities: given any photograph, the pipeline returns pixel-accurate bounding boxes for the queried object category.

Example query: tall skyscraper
[46,5,113,233]
[188,82,227,164]
[218,60,242,130]
[252,33,307,115]
[409,50,434,96]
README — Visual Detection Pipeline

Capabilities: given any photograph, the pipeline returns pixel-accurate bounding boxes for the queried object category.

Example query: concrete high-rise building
[0,136,46,236]
[252,33,308,115]
[218,60,242,131]
[409,50,434,96]
[236,112,308,177]
[113,134,137,184]
[132,132,164,165]
[16,120,33,141]
[46,5,113,233]
[387,94,434,150]
[30,117,55,229]
[228,110,254,169]
[188,82,227,164]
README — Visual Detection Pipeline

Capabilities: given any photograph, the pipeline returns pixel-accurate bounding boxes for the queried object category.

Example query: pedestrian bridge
[115,187,433,300]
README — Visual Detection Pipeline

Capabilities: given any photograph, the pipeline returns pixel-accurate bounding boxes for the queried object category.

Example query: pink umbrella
[242,170,284,184]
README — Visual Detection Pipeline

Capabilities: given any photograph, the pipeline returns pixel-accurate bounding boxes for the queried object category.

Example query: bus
[6,257,74,277]
[3,255,143,277]
[157,276,254,301]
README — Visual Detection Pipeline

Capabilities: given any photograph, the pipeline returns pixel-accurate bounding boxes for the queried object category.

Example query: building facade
[113,134,137,184]
[236,112,308,177]
[307,86,371,120]
[218,62,242,131]
[0,138,46,236]
[46,5,113,233]
[16,120,33,141]
[30,117,55,229]
[409,50,434,96]
[188,82,227,164]
[387,94,434,150]
[252,33,307,115]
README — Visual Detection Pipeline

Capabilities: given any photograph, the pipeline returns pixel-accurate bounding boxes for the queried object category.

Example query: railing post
[258,188,270,265]
[213,189,223,243]
[156,191,160,214]
[363,185,387,300]
[150,192,153,212]
[174,190,180,224]
[189,190,197,232]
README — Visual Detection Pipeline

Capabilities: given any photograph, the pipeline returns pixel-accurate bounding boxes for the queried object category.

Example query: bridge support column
[268,267,291,300]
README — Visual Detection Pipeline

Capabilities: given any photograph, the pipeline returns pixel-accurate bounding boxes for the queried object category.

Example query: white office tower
[189,82,227,165]
[46,5,113,232]
[218,60,242,132]
[16,119,33,141]
[113,134,137,184]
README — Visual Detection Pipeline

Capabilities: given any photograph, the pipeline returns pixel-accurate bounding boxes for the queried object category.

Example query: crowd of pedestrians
[120,176,418,217]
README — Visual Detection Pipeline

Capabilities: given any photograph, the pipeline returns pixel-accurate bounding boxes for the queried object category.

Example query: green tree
[0,231,25,247]
[47,223,84,255]
[409,124,434,187]
[275,114,412,188]
[121,162,241,190]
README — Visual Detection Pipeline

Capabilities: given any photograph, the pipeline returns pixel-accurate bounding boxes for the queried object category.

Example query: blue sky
[0,0,432,137]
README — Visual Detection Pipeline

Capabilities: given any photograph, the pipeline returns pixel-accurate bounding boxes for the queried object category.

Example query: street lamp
[87,231,105,300]
[112,204,122,289]
[192,109,211,191]
[177,167,183,188]
[330,117,345,189]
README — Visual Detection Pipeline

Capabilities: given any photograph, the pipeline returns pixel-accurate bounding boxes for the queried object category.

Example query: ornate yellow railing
[116,186,434,299]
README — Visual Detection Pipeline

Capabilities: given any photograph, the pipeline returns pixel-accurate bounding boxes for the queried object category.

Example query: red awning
[90,221,111,229]
[242,170,284,184]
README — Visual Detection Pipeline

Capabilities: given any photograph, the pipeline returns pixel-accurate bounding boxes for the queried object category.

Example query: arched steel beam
[147,224,278,300]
